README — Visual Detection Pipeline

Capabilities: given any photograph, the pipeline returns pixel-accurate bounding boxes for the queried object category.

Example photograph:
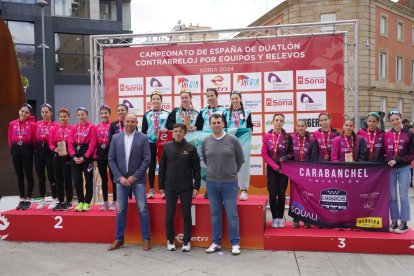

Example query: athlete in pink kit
[34,103,58,210]
[95,105,112,211]
[384,110,414,234]
[49,108,74,211]
[313,112,339,161]
[331,118,368,162]
[8,103,37,210]
[357,112,385,162]
[68,107,97,212]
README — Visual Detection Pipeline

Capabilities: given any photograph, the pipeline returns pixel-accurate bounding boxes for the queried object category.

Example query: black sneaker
[60,202,70,211]
[22,201,31,210]
[64,202,73,210]
[304,223,311,228]
[203,192,208,199]
[293,219,300,228]
[16,201,25,210]
[53,202,62,211]
[389,220,399,232]
[394,221,408,234]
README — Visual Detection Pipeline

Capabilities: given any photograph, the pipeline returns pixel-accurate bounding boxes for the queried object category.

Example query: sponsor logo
[177,77,199,89]
[250,164,262,169]
[300,93,314,103]
[267,72,282,83]
[265,98,293,107]
[360,192,380,210]
[264,71,293,91]
[118,77,144,96]
[175,233,208,243]
[296,69,326,90]
[209,75,230,92]
[0,215,10,240]
[122,99,134,108]
[237,75,259,87]
[355,217,383,228]
[149,77,163,87]
[146,102,171,110]
[320,188,348,211]
[301,191,314,201]
[290,201,318,221]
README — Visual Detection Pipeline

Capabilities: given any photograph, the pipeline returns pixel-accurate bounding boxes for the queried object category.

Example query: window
[411,60,414,84]
[100,0,117,21]
[379,52,387,79]
[397,21,404,41]
[55,33,90,74]
[54,0,90,18]
[321,13,336,32]
[396,56,403,82]
[1,0,35,3]
[398,99,403,112]
[380,15,388,35]
[381,98,387,113]
[6,21,35,67]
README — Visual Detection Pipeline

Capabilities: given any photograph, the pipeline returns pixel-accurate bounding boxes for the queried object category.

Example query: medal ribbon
[272,132,281,159]
[393,131,401,159]
[321,130,331,157]
[153,109,160,132]
[118,120,124,133]
[232,109,240,128]
[344,135,354,160]
[368,130,377,154]
[298,135,305,161]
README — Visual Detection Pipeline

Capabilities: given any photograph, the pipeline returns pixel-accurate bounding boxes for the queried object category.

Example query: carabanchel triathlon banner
[282,162,390,232]
[157,128,252,188]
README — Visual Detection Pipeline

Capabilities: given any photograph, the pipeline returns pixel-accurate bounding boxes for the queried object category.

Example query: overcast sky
[131,0,285,34]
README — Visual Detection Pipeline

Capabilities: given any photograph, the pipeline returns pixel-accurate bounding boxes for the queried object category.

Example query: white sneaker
[231,245,241,255]
[36,199,46,210]
[206,243,221,254]
[278,219,285,228]
[182,242,191,252]
[240,191,248,201]
[166,241,176,251]
[48,199,57,210]
[147,189,155,199]
[271,218,279,228]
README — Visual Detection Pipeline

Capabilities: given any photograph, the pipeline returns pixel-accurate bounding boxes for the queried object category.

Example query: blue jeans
[389,166,411,221]
[116,182,150,241]
[206,181,240,246]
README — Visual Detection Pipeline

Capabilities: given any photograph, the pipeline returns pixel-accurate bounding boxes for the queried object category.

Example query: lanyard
[344,135,354,152]
[118,120,124,133]
[77,124,86,145]
[298,135,305,161]
[368,130,377,154]
[180,108,192,122]
[393,131,401,158]
[17,121,26,140]
[99,123,109,144]
[321,130,331,158]
[60,126,67,141]
[272,132,281,159]
[152,109,160,131]
[207,105,218,118]
[232,109,240,128]
[40,121,50,143]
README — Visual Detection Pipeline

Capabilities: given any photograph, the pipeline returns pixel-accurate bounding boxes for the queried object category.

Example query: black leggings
[267,165,289,219]
[148,143,157,189]
[165,189,193,244]
[12,154,34,199]
[71,159,94,204]
[34,152,57,198]
[97,159,116,202]
[54,155,73,203]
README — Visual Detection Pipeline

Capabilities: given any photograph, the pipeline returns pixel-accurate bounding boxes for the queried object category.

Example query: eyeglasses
[40,103,52,109]
[180,89,191,94]
[367,112,380,118]
[387,110,401,119]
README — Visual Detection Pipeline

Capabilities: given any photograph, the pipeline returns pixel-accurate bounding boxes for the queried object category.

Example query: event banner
[282,162,390,231]
[157,129,252,188]
[104,35,344,192]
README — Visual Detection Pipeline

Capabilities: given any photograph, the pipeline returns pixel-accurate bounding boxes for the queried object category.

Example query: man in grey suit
[107,113,151,251]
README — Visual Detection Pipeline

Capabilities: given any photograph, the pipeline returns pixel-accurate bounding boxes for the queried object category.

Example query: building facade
[249,0,414,122]
[1,0,131,121]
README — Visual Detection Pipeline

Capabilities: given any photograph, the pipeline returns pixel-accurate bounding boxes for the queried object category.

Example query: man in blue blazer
[107,113,151,251]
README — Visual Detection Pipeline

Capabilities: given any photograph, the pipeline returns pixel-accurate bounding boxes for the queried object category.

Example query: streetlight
[35,0,49,104]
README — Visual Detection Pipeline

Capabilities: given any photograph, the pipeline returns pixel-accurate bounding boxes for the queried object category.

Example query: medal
[76,145,80,151]
[101,144,106,149]
[393,131,401,159]
[18,141,23,146]
[367,130,377,159]
[321,130,332,160]
[272,131,281,159]
[233,109,240,128]
[324,155,329,160]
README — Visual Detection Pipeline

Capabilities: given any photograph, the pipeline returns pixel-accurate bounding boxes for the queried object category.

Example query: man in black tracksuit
[159,123,201,252]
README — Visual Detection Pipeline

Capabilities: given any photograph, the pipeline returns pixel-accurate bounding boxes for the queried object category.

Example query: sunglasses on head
[367,112,380,119]
[41,103,52,109]
[151,91,161,96]
[387,110,401,119]
[77,107,88,112]
[180,89,191,94]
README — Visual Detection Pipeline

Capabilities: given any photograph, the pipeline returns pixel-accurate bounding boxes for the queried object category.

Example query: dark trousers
[12,154,34,198]
[71,159,94,204]
[165,189,193,244]
[54,155,73,203]
[148,143,157,189]
[267,165,288,219]
[97,159,115,202]
[34,152,57,198]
